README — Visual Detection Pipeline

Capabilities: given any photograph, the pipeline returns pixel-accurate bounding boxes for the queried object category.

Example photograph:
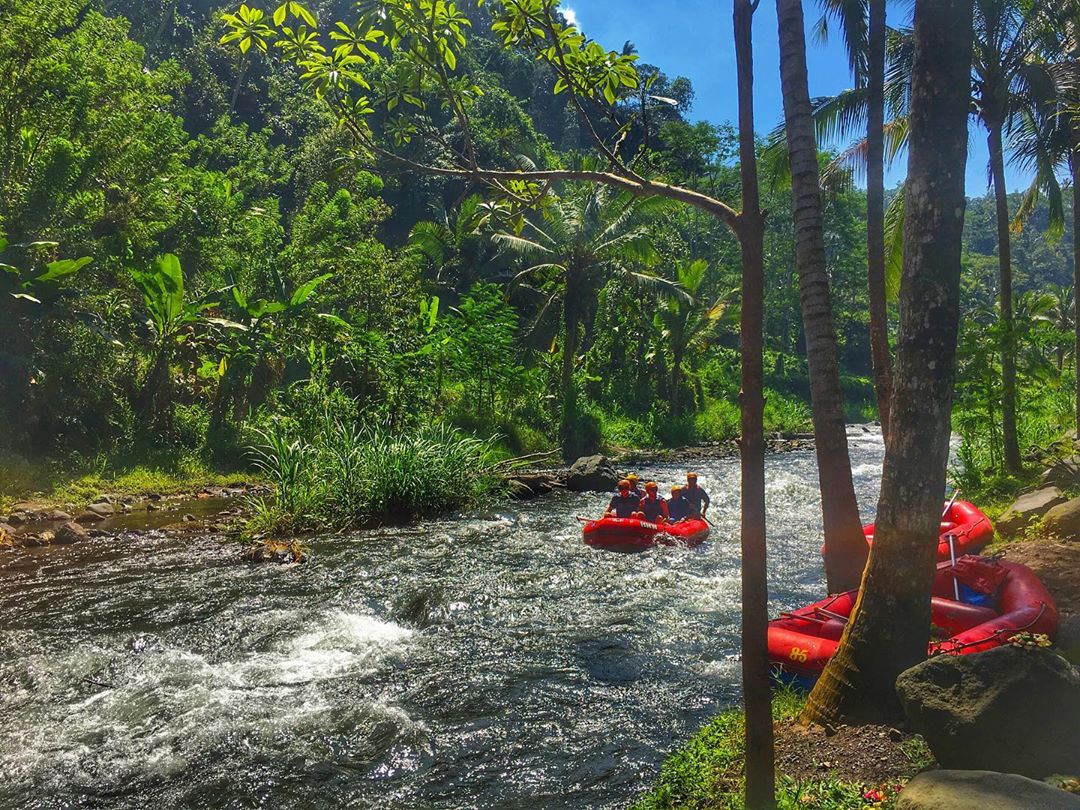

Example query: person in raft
[667,485,691,522]
[605,479,641,519]
[639,481,669,524]
[683,472,710,518]
[625,473,644,500]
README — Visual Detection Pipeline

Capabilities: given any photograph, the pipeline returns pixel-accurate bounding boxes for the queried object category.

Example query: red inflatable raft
[769,555,1058,689]
[824,500,994,564]
[582,517,710,553]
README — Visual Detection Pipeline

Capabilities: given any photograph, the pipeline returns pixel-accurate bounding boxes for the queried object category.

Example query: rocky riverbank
[0,483,266,551]
[1,432,823,558]
[505,431,818,500]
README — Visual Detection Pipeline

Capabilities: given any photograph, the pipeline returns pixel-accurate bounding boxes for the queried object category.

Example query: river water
[0,428,887,809]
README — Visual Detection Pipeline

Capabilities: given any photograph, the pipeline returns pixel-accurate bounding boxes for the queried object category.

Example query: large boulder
[896,646,1080,778]
[1042,455,1080,489]
[1044,496,1080,538]
[565,455,620,493]
[997,486,1068,536]
[896,770,1080,810]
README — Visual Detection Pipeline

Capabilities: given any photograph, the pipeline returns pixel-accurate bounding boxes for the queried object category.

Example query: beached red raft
[582,517,710,553]
[769,555,1058,689]
[824,500,994,564]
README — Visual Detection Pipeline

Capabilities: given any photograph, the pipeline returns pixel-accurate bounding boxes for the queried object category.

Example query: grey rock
[54,522,89,545]
[507,474,558,499]
[75,511,105,524]
[896,770,1080,810]
[565,455,620,493]
[45,510,72,522]
[897,646,1080,778]
[1042,455,1080,488]
[86,502,114,517]
[23,531,54,547]
[997,486,1068,536]
[0,522,16,537]
[1044,496,1080,538]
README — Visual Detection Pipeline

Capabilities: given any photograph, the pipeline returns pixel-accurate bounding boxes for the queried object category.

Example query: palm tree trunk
[734,2,774,805]
[1071,147,1080,434]
[670,345,684,416]
[560,274,581,445]
[776,0,868,594]
[988,125,1023,473]
[867,0,893,442]
[230,58,249,115]
[802,0,973,725]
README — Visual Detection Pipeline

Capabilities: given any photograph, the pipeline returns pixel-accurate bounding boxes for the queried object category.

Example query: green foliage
[634,688,917,810]
[246,386,503,534]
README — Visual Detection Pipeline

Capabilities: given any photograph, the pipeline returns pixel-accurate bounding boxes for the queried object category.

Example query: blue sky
[563,0,1032,197]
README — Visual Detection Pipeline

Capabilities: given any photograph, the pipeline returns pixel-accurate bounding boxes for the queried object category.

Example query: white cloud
[563,7,579,27]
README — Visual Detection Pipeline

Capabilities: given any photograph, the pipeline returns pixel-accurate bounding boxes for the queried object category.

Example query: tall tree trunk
[1071,147,1080,434]
[988,125,1023,473]
[560,274,581,450]
[735,4,774,806]
[671,345,684,416]
[801,0,973,725]
[230,58,249,115]
[866,0,893,442]
[776,0,868,594]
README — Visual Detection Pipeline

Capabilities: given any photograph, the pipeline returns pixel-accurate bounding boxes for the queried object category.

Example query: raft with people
[582,516,710,553]
[582,472,712,553]
[769,554,1059,690]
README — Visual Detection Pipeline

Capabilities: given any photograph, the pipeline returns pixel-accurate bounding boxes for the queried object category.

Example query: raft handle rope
[931,601,1050,655]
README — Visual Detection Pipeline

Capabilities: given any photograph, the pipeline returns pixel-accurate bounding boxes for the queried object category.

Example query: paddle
[943,489,963,600]
[942,488,961,519]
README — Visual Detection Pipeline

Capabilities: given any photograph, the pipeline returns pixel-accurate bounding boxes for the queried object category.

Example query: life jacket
[667,495,690,522]
[641,495,666,522]
[608,491,639,518]
[683,485,710,515]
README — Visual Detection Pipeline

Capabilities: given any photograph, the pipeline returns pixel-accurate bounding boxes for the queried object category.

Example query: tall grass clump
[246,411,502,535]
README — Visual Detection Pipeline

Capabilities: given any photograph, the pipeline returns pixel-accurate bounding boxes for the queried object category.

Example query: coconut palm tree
[971,0,1055,473]
[777,0,871,593]
[494,183,679,439]
[814,0,897,439]
[654,259,738,416]
[408,195,508,294]
[1010,11,1080,428]
[803,0,974,726]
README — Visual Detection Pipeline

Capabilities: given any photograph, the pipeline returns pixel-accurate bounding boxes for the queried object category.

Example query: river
[0,428,887,809]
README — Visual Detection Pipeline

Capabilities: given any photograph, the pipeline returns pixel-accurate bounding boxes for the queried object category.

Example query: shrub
[695,399,740,442]
[246,409,502,535]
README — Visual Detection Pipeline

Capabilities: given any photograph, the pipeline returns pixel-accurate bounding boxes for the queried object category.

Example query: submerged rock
[896,646,1080,778]
[896,770,1080,810]
[243,539,307,564]
[565,455,619,492]
[54,522,89,545]
[507,473,559,500]
[997,487,1068,536]
[86,502,114,517]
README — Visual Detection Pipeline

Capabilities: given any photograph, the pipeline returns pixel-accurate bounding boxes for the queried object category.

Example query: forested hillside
[1,0,1073,500]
